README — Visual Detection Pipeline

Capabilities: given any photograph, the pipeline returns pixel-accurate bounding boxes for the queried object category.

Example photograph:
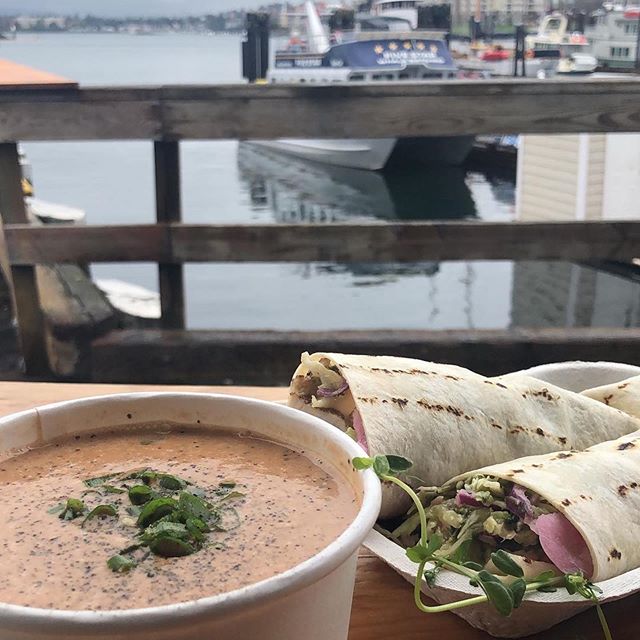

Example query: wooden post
[0,143,50,375]
[154,140,185,329]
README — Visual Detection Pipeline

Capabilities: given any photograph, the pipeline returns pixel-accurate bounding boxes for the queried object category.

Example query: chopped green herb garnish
[158,474,185,491]
[59,498,86,520]
[149,536,195,557]
[128,485,154,505]
[49,467,246,574]
[177,491,210,521]
[107,554,137,573]
[137,497,178,528]
[82,504,118,527]
[84,473,119,488]
[102,485,126,495]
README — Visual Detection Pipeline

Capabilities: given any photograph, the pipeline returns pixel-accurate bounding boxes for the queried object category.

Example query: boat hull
[391,135,475,167]
[250,135,474,171]
[249,138,396,171]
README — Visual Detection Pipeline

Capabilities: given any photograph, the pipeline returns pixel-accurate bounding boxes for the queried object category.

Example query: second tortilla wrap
[289,353,640,517]
[581,374,640,419]
[444,429,640,581]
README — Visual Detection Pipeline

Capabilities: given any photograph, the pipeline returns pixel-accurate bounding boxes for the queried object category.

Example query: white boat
[254,1,474,171]
[95,279,160,320]
[238,142,397,221]
[249,138,396,172]
[371,0,420,29]
[586,4,639,69]
[457,46,561,79]
[238,140,477,223]
[26,197,86,224]
[19,146,86,225]
[528,14,598,74]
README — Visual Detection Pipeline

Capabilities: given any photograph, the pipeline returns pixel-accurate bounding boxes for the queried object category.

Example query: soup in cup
[0,393,381,640]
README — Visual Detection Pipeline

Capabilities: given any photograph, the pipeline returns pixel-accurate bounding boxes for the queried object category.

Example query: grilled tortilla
[581,375,640,419]
[440,430,640,581]
[288,353,640,517]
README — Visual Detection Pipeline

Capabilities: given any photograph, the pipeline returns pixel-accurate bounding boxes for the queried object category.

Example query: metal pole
[636,9,640,72]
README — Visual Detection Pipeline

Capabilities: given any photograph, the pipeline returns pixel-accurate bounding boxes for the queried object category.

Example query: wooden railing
[2,78,640,381]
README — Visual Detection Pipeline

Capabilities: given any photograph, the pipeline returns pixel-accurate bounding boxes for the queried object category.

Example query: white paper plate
[363,360,640,638]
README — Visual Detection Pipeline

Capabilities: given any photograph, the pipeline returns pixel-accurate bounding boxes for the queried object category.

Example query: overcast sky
[2,1,269,16]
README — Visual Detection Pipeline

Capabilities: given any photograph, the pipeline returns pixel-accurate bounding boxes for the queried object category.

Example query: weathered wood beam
[91,327,640,385]
[0,143,50,375]
[5,220,640,264]
[1,79,640,140]
[154,140,185,330]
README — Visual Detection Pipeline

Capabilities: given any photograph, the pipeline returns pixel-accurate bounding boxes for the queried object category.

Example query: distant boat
[527,13,597,75]
[95,279,160,320]
[19,147,86,224]
[26,197,85,224]
[251,1,474,171]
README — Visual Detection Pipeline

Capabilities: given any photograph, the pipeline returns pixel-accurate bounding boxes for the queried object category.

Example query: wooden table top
[0,381,637,639]
[0,59,77,89]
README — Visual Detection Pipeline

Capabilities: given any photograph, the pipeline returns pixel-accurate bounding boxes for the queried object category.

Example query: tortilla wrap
[451,429,640,581]
[581,374,640,419]
[288,353,640,517]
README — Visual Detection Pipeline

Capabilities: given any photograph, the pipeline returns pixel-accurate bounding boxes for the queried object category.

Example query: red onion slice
[316,380,349,398]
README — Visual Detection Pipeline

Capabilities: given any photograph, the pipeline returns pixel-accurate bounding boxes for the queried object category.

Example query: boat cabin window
[349,73,365,81]
[379,1,417,7]
[372,73,396,80]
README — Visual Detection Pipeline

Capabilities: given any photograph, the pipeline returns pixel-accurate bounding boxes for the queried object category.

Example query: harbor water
[3,32,640,331]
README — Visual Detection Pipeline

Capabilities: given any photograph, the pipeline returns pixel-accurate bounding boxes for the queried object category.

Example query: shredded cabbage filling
[390,475,563,572]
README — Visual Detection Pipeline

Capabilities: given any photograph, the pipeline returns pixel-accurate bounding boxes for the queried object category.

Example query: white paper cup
[0,393,381,640]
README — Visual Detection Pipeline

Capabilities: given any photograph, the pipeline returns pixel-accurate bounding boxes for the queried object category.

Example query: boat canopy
[276,38,457,71]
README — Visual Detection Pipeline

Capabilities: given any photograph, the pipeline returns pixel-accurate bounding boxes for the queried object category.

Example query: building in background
[516,133,640,222]
[448,0,545,27]
[511,133,640,329]
[586,4,639,69]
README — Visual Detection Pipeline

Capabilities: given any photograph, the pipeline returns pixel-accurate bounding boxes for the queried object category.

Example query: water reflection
[511,262,640,328]
[237,142,478,281]
[237,142,478,222]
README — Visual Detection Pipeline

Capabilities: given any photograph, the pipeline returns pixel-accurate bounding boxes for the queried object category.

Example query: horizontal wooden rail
[91,327,640,384]
[2,79,640,140]
[5,220,640,264]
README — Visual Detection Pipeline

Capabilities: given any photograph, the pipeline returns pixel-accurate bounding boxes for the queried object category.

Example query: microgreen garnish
[107,554,137,573]
[82,504,118,527]
[49,468,246,573]
[59,498,86,520]
[353,455,613,640]
[101,485,126,495]
[84,473,119,488]
[158,474,185,491]
[137,497,178,528]
[128,485,154,505]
